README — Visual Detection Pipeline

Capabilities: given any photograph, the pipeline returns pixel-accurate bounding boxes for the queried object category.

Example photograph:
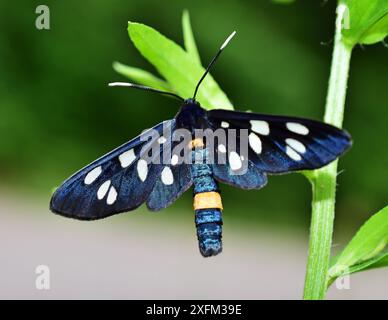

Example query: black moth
[50,32,351,257]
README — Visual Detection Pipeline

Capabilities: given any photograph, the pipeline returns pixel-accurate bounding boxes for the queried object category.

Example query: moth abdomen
[195,209,223,257]
[191,148,223,257]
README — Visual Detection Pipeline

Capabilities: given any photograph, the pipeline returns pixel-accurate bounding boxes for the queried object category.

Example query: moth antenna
[108,82,184,101]
[192,31,236,100]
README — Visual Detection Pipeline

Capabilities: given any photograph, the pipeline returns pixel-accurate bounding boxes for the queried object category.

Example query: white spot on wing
[221,121,229,128]
[286,146,302,161]
[249,132,262,154]
[107,186,117,205]
[97,180,111,200]
[250,120,270,135]
[286,122,309,135]
[158,136,167,144]
[84,166,102,185]
[286,138,306,154]
[137,159,148,182]
[218,144,226,153]
[119,149,136,168]
[229,151,242,171]
[171,154,179,166]
[161,167,174,185]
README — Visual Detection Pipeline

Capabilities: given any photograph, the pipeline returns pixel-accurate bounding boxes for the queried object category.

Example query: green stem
[303,4,353,300]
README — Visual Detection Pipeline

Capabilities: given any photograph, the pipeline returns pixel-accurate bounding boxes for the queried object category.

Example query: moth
[50,32,352,257]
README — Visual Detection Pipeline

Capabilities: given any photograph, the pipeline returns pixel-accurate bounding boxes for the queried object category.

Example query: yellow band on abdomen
[193,192,223,210]
[189,138,205,149]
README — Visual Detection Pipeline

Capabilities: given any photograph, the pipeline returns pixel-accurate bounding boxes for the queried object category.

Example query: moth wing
[207,110,352,189]
[207,109,351,174]
[50,120,175,220]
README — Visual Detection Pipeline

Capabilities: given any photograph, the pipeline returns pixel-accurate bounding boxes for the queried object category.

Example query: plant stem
[303,4,353,300]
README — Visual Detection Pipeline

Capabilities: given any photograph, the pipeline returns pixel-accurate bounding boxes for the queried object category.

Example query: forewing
[50,120,175,220]
[207,109,352,174]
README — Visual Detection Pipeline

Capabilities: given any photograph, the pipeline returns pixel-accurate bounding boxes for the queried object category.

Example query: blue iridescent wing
[198,118,268,190]
[50,120,180,220]
[207,109,352,179]
[146,135,193,211]
[211,158,268,190]
[146,161,192,211]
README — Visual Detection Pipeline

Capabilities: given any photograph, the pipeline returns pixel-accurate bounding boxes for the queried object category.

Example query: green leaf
[182,10,201,65]
[113,61,172,91]
[348,252,388,273]
[363,252,388,269]
[328,205,388,283]
[341,0,388,47]
[328,252,388,287]
[127,22,233,110]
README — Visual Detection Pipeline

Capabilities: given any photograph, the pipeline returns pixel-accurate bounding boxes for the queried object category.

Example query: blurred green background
[0,0,387,296]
